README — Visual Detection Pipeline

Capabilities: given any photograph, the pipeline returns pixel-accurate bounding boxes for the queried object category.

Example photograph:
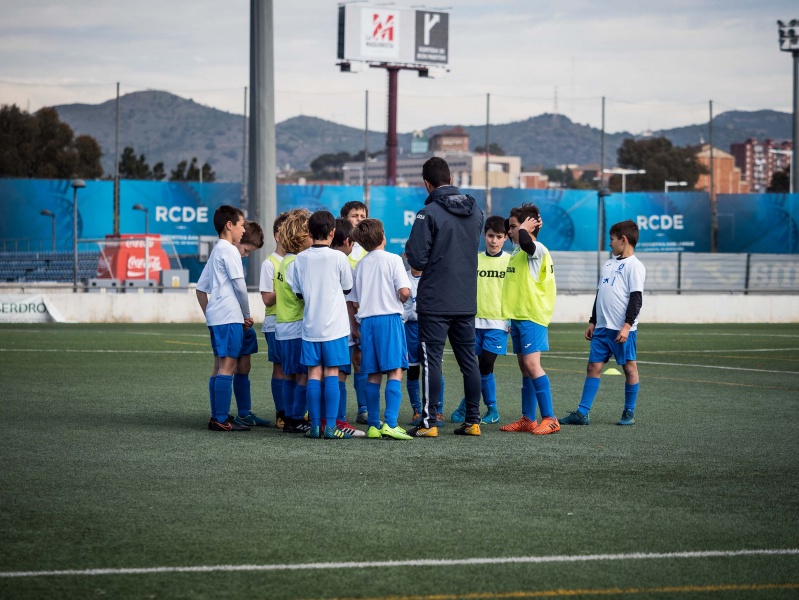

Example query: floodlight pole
[71,179,86,291]
[386,67,399,186]
[114,82,120,236]
[793,50,799,194]
[364,89,370,207]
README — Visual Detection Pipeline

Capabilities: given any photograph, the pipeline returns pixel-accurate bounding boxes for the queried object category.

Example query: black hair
[307,210,336,241]
[485,215,507,235]
[340,201,368,219]
[213,205,244,235]
[351,218,385,252]
[422,157,451,188]
[332,217,353,248]
[609,219,640,247]
[508,203,541,237]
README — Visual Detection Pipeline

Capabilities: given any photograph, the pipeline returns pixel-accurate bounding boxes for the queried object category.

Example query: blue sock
[354,372,368,413]
[213,375,233,422]
[306,379,322,427]
[338,381,347,421]
[521,377,535,420]
[293,384,307,421]
[208,376,216,416]
[438,375,445,413]
[625,382,640,411]
[233,373,251,416]
[577,377,601,415]
[271,377,284,412]
[532,374,554,419]
[366,382,381,428]
[384,379,402,428]
[324,376,340,425]
[481,373,496,407]
[407,378,421,413]
[282,379,297,419]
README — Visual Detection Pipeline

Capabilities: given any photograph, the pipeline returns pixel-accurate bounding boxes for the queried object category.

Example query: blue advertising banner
[605,192,711,252]
[490,188,599,251]
[717,194,799,254]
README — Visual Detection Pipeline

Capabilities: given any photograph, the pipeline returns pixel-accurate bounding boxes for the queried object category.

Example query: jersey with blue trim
[596,254,646,331]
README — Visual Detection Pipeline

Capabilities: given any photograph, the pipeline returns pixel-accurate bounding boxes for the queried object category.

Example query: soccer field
[1,322,798,600]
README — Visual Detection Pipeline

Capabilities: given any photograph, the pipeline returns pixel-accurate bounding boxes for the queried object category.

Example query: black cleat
[209,416,250,431]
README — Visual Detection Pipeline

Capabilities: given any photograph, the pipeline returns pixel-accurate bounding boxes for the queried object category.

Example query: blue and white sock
[338,380,347,421]
[354,372,369,413]
[306,379,322,427]
[407,378,421,413]
[233,373,251,417]
[213,374,233,422]
[208,376,216,416]
[324,376,340,426]
[625,382,640,412]
[384,379,402,428]
[481,373,496,407]
[577,377,601,415]
[532,374,554,419]
[271,377,284,412]
[293,384,307,421]
[282,379,297,419]
[521,377,535,420]
[366,382,381,428]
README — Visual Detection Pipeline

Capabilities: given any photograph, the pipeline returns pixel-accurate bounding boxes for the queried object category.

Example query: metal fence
[551,252,799,293]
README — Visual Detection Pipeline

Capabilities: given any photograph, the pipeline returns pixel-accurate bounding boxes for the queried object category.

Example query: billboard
[337,3,449,67]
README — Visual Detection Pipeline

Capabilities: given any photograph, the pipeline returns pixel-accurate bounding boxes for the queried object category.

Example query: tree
[615,137,706,192]
[474,143,505,155]
[768,168,790,193]
[0,104,103,179]
[169,157,215,182]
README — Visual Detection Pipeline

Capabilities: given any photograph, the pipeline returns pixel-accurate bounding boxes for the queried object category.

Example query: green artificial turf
[1,323,798,599]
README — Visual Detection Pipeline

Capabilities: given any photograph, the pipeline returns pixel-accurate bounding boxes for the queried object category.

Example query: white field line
[0,348,207,354]
[2,549,798,579]
[546,354,799,375]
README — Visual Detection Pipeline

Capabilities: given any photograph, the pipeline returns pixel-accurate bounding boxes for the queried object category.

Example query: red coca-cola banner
[97,235,170,281]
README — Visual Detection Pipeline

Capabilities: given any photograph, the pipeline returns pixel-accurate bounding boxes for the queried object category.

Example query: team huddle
[196,157,646,439]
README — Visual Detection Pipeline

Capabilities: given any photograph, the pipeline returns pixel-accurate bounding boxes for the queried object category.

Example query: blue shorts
[263,331,281,364]
[301,336,350,368]
[405,320,420,366]
[589,328,637,365]
[360,314,409,374]
[476,328,508,356]
[208,324,244,359]
[276,338,307,376]
[339,361,352,375]
[240,326,258,356]
[510,320,549,355]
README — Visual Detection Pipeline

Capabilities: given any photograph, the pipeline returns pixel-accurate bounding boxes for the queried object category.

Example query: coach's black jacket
[405,184,484,316]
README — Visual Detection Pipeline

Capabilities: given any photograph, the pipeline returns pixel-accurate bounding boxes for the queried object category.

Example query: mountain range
[52,91,793,182]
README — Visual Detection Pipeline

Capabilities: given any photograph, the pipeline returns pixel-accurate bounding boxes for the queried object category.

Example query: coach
[405,157,485,436]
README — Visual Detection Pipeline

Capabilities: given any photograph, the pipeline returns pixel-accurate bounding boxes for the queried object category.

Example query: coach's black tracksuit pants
[418,313,482,428]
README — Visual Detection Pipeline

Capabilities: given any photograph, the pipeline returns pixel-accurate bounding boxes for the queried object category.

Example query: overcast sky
[0,1,795,134]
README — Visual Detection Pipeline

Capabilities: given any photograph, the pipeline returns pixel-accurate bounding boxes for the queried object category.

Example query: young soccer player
[340,200,370,424]
[195,205,253,431]
[451,215,511,425]
[275,209,313,434]
[290,210,354,440]
[330,218,366,437]
[500,203,560,436]
[348,218,412,440]
[259,212,289,428]
[559,219,645,426]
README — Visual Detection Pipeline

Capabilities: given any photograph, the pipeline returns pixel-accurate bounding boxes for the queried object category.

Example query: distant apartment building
[519,172,550,189]
[729,138,792,192]
[695,145,750,197]
[342,126,521,188]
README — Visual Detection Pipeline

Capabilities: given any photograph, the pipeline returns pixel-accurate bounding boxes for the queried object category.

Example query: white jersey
[595,254,646,331]
[402,270,421,323]
[196,239,246,326]
[290,245,353,342]
[349,250,411,321]
[259,252,283,333]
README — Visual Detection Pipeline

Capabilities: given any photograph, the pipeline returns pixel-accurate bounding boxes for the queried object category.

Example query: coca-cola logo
[126,255,162,277]
[124,238,156,249]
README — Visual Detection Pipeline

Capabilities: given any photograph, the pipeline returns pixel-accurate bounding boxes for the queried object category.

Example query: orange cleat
[499,416,537,433]
[531,417,561,435]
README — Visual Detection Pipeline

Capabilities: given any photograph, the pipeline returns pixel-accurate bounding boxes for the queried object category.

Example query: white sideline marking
[548,354,799,375]
[548,348,799,354]
[0,348,206,354]
[1,549,797,579]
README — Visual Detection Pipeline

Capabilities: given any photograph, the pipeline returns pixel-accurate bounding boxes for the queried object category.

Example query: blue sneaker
[481,404,500,424]
[324,425,352,439]
[305,425,322,438]
[450,399,466,423]
[616,409,635,426]
[559,411,590,426]
[235,412,272,427]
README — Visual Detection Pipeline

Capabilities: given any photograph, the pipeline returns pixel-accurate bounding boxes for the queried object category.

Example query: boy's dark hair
[241,220,265,248]
[351,218,384,252]
[273,211,289,235]
[308,210,336,241]
[340,201,368,219]
[213,205,244,235]
[508,203,541,237]
[332,217,353,248]
[422,157,451,188]
[609,219,640,247]
[485,215,507,235]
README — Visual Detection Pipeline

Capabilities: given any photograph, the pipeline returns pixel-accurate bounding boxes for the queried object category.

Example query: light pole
[71,179,86,290]
[132,204,150,281]
[664,180,688,193]
[40,209,56,252]
[769,148,794,193]
[777,19,799,195]
[603,168,646,195]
